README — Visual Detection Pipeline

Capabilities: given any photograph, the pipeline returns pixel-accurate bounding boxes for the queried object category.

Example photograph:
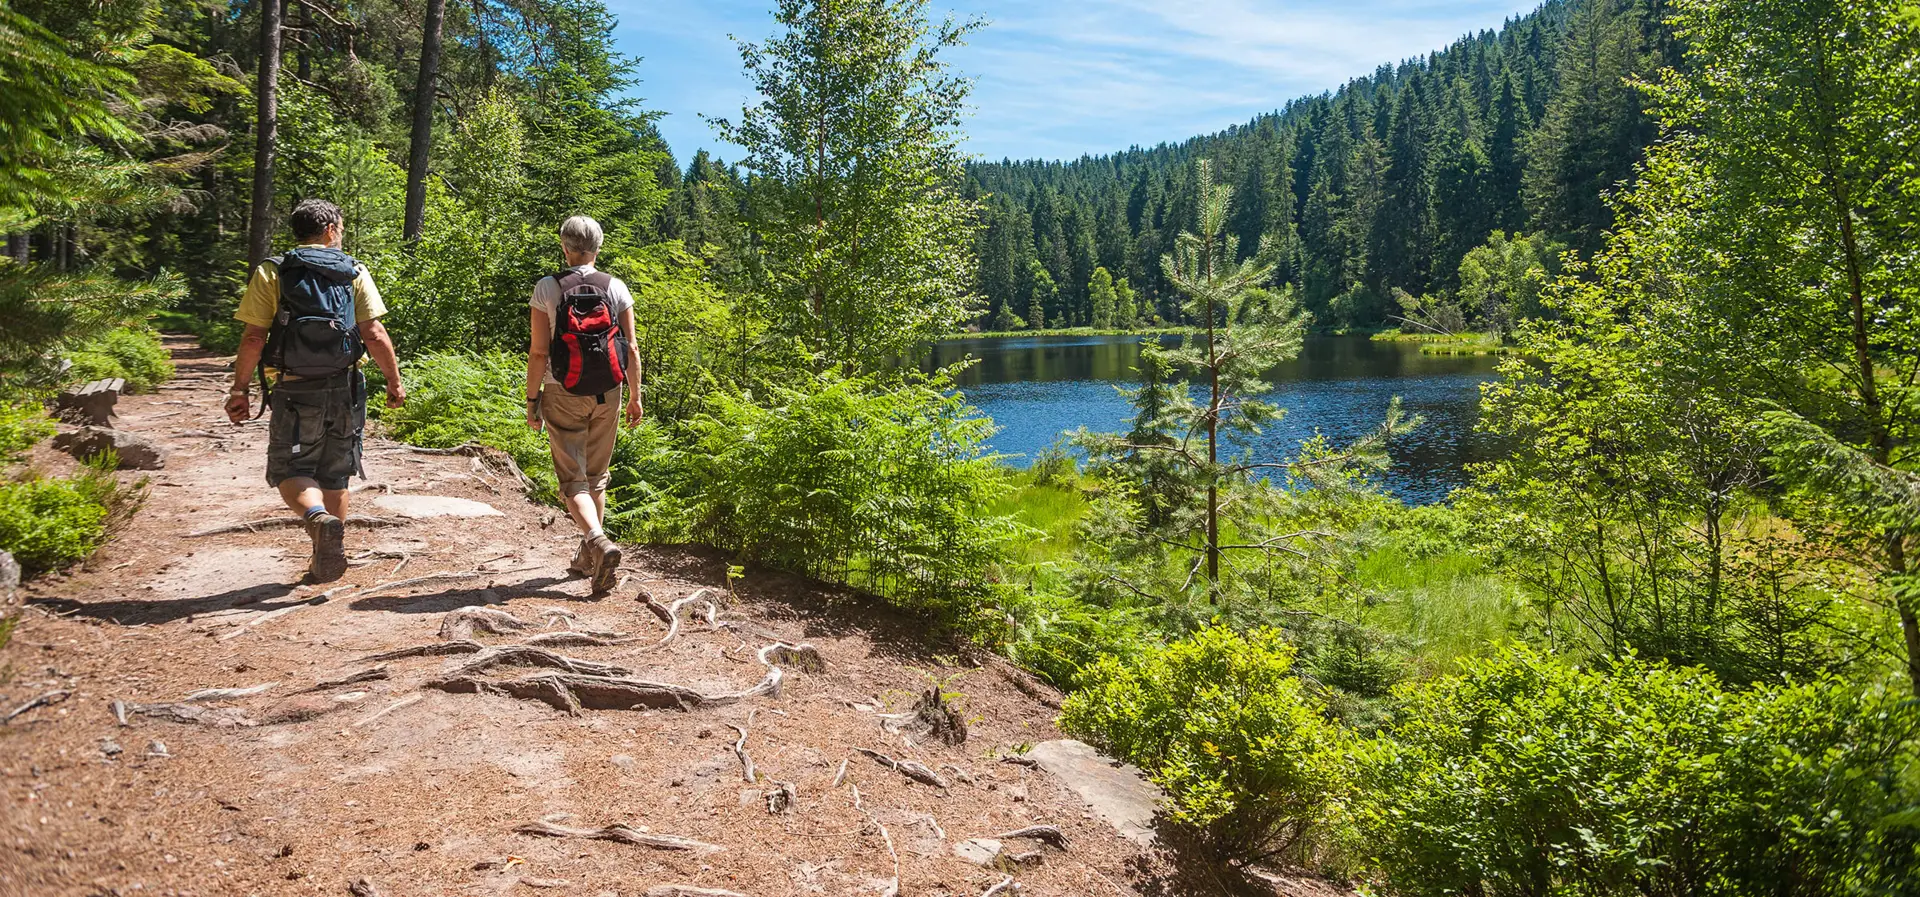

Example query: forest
[3,0,1919,893]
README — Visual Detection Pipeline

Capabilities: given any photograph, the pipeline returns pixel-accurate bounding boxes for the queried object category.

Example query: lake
[921,333,1503,504]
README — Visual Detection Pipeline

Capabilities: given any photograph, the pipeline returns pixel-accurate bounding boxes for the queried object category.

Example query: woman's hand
[625,396,643,428]
[526,397,544,431]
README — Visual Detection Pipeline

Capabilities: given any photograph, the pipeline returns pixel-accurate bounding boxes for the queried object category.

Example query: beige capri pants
[541,387,621,496]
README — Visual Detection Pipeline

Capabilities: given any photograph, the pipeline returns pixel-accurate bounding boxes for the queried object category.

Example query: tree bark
[403,0,447,242]
[246,0,283,267]
[6,233,25,262]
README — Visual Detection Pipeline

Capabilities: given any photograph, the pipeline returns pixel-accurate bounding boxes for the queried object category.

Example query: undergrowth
[0,456,144,575]
[66,327,173,392]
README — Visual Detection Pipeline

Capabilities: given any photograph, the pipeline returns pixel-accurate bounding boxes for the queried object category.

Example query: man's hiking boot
[588,533,621,595]
[306,512,347,583]
[568,537,594,578]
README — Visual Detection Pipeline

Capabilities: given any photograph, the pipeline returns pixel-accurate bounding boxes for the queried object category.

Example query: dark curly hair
[289,199,344,242]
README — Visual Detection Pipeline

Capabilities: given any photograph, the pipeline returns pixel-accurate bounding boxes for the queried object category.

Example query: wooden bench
[56,377,125,425]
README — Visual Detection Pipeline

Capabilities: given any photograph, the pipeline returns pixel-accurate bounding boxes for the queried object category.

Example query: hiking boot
[306,512,347,583]
[567,537,594,578]
[588,533,622,595]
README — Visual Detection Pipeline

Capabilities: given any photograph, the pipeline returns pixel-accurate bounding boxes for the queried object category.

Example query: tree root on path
[512,820,721,853]
[643,887,748,897]
[851,784,901,897]
[3,690,69,724]
[359,640,485,662]
[126,702,256,728]
[728,709,759,783]
[431,672,728,713]
[352,564,542,602]
[186,516,404,538]
[435,646,633,679]
[981,875,1020,897]
[856,747,949,788]
[183,682,277,702]
[438,607,528,640]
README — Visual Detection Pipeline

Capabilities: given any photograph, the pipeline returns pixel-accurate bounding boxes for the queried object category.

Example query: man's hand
[625,397,643,428]
[225,390,251,424]
[385,383,407,409]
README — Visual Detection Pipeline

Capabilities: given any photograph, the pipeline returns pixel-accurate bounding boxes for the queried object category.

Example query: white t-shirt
[531,263,635,387]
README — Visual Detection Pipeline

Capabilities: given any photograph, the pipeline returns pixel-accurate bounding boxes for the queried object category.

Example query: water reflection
[920,334,1502,504]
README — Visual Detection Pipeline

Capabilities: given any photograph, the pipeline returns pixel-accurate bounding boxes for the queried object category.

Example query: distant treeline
[952,0,1679,330]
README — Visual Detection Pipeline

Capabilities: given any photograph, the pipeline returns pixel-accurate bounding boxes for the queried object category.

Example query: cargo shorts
[266,370,366,491]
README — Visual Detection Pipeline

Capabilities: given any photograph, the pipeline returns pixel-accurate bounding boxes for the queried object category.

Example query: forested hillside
[962,0,1678,331]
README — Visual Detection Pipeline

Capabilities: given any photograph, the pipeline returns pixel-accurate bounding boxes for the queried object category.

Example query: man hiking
[225,199,406,583]
[526,215,643,594]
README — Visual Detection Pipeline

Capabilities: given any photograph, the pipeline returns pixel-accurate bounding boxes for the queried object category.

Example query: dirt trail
[0,339,1159,897]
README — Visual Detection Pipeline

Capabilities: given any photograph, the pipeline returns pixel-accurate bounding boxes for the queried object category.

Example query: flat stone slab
[371,494,503,520]
[1025,739,1160,846]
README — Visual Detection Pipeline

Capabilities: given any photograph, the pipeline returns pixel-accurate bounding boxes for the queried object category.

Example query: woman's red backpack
[547,269,629,398]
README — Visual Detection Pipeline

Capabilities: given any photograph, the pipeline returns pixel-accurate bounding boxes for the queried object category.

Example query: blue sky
[607,0,1545,165]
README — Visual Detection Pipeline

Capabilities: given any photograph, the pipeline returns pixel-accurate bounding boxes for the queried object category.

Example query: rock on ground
[52,426,167,470]
[1026,739,1162,846]
[371,493,505,519]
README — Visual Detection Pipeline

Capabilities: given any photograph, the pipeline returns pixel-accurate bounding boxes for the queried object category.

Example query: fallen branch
[727,709,758,783]
[643,887,747,897]
[186,515,403,537]
[852,784,900,897]
[352,694,423,728]
[831,757,850,789]
[856,748,949,788]
[981,875,1017,897]
[513,820,721,852]
[4,690,69,724]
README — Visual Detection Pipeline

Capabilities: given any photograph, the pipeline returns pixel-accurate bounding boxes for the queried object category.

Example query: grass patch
[1352,541,1522,671]
[0,399,54,465]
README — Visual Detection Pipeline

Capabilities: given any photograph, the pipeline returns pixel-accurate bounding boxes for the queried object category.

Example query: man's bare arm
[361,320,405,408]
[226,324,272,423]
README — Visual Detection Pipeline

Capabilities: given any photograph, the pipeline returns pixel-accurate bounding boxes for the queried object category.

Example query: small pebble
[99,738,124,757]
[146,739,169,759]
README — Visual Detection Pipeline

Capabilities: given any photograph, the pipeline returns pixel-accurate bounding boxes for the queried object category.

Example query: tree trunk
[296,0,310,81]
[403,0,447,242]
[6,233,25,262]
[246,0,283,267]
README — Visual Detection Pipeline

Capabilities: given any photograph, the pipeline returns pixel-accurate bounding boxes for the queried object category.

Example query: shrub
[376,351,557,501]
[0,399,53,465]
[66,327,172,392]
[0,465,129,574]
[687,370,1022,630]
[1352,648,1920,897]
[1060,626,1349,864]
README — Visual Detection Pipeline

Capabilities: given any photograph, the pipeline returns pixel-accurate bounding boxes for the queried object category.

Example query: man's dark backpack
[262,247,365,385]
[547,269,629,398]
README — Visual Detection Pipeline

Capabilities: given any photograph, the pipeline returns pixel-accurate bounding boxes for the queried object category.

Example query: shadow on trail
[346,574,577,613]
[30,580,302,626]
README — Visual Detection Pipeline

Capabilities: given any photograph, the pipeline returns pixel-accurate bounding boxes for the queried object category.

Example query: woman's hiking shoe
[589,533,621,595]
[568,537,594,578]
[306,513,347,583]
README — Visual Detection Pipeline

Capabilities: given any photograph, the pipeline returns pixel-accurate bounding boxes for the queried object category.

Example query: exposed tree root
[352,694,422,728]
[3,690,69,724]
[186,515,403,538]
[431,673,711,713]
[981,875,1019,897]
[831,757,850,789]
[438,607,529,640]
[359,640,485,662]
[626,591,721,654]
[183,682,277,702]
[521,630,626,647]
[856,747,949,788]
[436,646,633,679]
[728,709,759,783]
[643,887,747,897]
[128,702,255,728]
[851,784,901,897]
[993,825,1069,850]
[513,820,721,852]
[296,666,390,693]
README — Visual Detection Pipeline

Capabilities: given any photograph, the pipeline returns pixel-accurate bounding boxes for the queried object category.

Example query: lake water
[921,334,1503,504]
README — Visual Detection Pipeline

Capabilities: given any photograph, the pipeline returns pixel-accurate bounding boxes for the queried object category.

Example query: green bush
[1060,626,1349,864]
[66,326,172,392]
[1352,648,1920,896]
[688,369,1022,630]
[0,399,53,465]
[0,467,120,574]
[375,351,558,501]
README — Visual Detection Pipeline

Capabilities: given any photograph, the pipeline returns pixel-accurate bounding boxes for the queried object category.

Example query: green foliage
[713,0,984,370]
[0,463,129,575]
[1353,648,1920,896]
[0,399,54,465]
[65,326,171,392]
[1452,230,1563,337]
[1061,626,1348,864]
[0,265,182,391]
[376,352,558,502]
[688,369,1021,629]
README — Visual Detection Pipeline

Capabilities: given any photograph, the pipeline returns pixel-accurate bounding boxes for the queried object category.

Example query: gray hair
[559,215,604,255]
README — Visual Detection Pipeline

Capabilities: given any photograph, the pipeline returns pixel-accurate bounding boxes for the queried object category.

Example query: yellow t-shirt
[234,243,387,329]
